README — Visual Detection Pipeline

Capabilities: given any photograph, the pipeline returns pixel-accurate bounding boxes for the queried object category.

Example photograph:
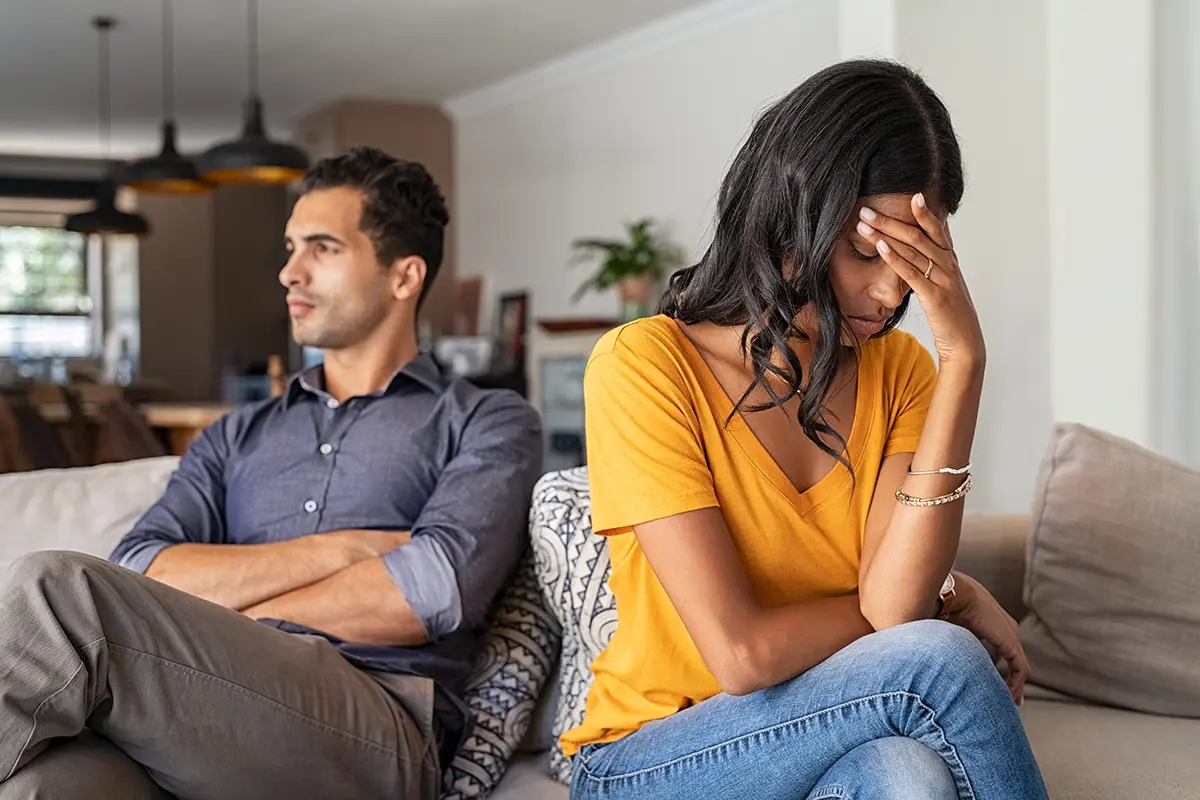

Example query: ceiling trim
[443,0,792,121]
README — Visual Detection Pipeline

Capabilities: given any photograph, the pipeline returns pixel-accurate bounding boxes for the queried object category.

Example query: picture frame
[492,291,528,375]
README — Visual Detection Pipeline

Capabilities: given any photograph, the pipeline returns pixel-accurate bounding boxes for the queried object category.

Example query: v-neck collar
[667,318,878,515]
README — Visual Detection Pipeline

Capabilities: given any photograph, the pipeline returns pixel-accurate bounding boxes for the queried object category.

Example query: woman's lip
[847,316,885,335]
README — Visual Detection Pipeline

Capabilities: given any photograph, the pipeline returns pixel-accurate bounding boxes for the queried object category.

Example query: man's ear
[391,255,427,302]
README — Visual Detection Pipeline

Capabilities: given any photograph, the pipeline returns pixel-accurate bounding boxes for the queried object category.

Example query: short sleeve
[584,328,718,535]
[882,334,938,457]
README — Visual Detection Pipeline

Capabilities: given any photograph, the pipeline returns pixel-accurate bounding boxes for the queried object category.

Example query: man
[0,148,542,799]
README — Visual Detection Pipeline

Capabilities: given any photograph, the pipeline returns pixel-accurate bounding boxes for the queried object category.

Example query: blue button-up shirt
[110,354,543,744]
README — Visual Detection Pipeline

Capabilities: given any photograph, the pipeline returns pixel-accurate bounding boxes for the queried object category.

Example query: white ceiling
[0,0,712,159]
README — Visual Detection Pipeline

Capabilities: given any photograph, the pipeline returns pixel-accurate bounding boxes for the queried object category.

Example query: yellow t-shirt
[560,315,937,757]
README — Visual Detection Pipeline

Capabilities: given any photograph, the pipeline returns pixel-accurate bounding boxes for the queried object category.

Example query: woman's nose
[871,268,907,308]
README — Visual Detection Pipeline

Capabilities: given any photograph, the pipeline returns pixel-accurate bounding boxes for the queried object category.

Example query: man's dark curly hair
[300,147,450,305]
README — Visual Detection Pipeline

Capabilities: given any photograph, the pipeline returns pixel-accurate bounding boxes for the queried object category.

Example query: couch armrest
[953,515,1031,621]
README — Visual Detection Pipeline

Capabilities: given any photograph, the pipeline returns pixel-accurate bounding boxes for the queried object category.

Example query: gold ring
[924,258,934,279]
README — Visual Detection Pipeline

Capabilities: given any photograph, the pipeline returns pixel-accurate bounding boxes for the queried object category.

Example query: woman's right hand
[856,194,985,373]
[940,571,1030,705]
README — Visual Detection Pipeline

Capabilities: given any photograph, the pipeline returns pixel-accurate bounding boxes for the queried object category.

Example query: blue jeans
[570,620,1047,800]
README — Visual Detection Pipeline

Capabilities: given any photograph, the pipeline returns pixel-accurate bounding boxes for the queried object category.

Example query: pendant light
[197,0,309,185]
[121,0,210,194]
[66,17,151,237]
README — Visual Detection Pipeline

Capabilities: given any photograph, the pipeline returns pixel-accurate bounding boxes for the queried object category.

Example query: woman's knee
[865,737,958,800]
[808,737,957,800]
[876,619,993,675]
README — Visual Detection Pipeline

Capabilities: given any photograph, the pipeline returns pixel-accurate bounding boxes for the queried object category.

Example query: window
[0,222,95,358]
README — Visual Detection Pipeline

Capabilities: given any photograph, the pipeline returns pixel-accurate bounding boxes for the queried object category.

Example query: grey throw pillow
[1020,423,1200,717]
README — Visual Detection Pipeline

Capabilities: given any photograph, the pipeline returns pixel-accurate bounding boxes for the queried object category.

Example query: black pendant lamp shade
[65,178,151,235]
[197,0,309,185]
[197,96,309,184]
[122,120,209,194]
[66,16,151,237]
[122,0,210,194]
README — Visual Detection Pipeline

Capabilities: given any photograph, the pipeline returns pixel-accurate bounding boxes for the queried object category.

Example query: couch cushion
[953,515,1029,621]
[529,468,615,785]
[489,753,569,800]
[1020,423,1200,717]
[440,550,561,799]
[518,669,561,754]
[0,457,179,572]
[1022,695,1200,799]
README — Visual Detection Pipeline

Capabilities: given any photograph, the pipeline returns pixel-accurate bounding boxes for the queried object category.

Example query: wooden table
[139,404,235,455]
[37,402,235,457]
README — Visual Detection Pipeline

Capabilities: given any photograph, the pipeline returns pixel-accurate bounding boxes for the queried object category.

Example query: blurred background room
[0,0,1195,511]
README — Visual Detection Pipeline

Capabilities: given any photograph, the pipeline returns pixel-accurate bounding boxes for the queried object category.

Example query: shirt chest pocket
[323,439,439,525]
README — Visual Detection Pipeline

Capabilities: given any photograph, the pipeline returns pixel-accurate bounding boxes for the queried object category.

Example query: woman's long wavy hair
[660,59,964,473]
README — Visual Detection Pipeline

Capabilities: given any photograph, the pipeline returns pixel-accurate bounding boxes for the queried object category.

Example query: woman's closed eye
[849,243,880,262]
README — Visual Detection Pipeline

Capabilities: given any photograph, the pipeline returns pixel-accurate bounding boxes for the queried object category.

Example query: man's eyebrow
[284,232,348,248]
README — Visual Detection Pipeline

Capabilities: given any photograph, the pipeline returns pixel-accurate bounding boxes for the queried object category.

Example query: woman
[564,60,1048,799]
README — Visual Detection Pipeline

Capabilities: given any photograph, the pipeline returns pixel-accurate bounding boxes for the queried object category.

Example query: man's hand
[941,571,1030,705]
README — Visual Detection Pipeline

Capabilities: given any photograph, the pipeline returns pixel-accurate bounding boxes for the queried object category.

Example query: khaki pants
[0,551,441,800]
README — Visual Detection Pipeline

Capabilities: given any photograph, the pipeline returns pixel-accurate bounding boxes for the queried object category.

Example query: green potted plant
[569,218,682,322]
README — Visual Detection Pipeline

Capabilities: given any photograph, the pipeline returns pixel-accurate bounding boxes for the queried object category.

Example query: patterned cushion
[528,468,615,785]
[440,549,562,799]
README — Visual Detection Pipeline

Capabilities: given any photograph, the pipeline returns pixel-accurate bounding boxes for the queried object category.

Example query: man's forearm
[145,533,381,611]
[242,557,428,646]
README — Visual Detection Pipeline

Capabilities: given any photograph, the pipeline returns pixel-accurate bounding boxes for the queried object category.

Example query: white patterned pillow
[529,468,616,785]
[440,549,562,799]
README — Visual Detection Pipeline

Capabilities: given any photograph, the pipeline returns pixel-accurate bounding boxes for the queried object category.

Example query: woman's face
[822,192,941,346]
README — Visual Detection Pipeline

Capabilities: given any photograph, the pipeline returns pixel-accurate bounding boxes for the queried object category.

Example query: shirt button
[303,500,318,513]
[319,443,333,456]
[325,398,339,409]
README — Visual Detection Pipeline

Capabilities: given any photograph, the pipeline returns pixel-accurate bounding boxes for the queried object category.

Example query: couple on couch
[0,60,1047,800]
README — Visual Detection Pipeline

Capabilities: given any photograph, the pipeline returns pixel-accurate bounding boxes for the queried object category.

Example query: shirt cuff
[382,535,462,641]
[114,540,173,574]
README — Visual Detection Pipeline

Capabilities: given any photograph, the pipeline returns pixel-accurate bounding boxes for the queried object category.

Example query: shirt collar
[283,352,445,408]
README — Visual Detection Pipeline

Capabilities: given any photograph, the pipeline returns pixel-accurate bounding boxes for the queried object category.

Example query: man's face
[280,187,392,350]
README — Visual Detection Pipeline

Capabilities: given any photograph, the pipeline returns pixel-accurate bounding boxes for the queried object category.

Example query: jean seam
[575,690,977,799]
[107,643,404,759]
[4,636,105,781]
[809,787,847,800]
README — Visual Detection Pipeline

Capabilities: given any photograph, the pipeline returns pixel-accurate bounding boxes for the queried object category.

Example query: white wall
[454,0,1181,513]
[453,0,840,324]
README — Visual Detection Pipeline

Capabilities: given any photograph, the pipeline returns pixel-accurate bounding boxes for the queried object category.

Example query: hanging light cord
[248,0,259,97]
[162,0,174,120]
[96,17,113,162]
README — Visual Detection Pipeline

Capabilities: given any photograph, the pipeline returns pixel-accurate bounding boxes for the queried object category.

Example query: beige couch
[3,446,1198,800]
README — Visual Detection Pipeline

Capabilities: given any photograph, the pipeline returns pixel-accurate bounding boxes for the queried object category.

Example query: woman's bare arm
[858,365,982,629]
[636,508,873,696]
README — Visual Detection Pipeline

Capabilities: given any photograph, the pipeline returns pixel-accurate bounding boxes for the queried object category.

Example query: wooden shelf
[536,317,619,334]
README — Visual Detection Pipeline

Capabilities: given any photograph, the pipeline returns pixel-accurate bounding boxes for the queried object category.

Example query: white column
[1153,0,1200,466]
[1047,0,1156,446]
